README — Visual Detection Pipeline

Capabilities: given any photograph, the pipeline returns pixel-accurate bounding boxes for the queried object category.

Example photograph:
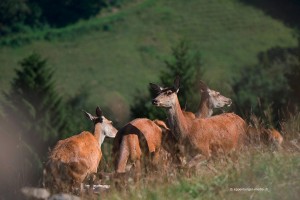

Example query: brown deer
[46,107,117,192]
[112,118,174,178]
[151,80,232,121]
[247,115,283,148]
[195,81,232,118]
[151,76,247,159]
[112,81,233,176]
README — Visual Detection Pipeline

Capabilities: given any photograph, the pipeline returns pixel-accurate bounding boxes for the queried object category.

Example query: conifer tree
[3,53,69,165]
[131,40,203,119]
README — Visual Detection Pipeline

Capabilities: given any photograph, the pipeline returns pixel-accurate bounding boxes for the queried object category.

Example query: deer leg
[134,159,142,182]
[150,150,160,170]
[116,145,130,173]
[198,144,211,160]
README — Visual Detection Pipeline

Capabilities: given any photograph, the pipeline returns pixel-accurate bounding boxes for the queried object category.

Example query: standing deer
[151,80,232,121]
[46,107,117,192]
[195,81,232,118]
[151,76,247,159]
[112,118,173,178]
[113,81,234,176]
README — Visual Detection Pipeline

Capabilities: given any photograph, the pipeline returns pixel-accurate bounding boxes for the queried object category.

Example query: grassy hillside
[0,0,297,123]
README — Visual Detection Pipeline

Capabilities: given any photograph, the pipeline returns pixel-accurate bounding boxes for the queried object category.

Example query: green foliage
[131,40,203,119]
[0,0,296,122]
[0,0,126,36]
[160,40,203,111]
[0,0,32,35]
[232,41,300,125]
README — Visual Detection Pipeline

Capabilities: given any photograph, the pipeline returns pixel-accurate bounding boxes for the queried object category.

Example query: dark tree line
[232,36,300,127]
[0,0,124,35]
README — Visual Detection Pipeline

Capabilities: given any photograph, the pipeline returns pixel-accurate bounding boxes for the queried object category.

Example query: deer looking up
[46,107,117,192]
[195,81,232,118]
[112,80,234,177]
[151,80,232,121]
[151,76,247,159]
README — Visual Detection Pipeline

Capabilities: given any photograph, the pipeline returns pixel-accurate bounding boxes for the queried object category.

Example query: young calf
[46,107,117,192]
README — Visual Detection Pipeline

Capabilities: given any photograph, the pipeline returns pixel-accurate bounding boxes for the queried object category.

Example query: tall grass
[85,112,300,200]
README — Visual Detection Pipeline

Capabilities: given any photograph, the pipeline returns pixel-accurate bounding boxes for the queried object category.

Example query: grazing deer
[112,118,174,178]
[46,107,117,192]
[151,76,247,159]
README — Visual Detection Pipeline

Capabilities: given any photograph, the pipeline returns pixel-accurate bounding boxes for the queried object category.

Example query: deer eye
[166,90,172,95]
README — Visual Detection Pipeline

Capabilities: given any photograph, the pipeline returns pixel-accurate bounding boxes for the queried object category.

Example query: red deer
[46,107,117,192]
[151,80,232,121]
[112,81,234,176]
[195,81,232,118]
[112,118,173,178]
[247,115,283,148]
[151,76,247,159]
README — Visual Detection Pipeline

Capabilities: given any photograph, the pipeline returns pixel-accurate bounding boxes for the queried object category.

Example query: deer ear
[149,83,163,94]
[96,106,103,117]
[174,76,180,91]
[199,80,208,92]
[154,120,170,131]
[83,110,94,121]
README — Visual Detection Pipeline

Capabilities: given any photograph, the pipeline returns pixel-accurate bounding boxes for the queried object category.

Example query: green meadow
[0,0,297,123]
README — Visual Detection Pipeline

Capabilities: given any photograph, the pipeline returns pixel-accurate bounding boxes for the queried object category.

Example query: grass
[85,149,300,200]
[84,111,300,200]
[0,0,297,124]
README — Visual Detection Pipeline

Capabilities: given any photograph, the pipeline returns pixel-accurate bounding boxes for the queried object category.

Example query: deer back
[47,131,101,189]
[181,113,246,157]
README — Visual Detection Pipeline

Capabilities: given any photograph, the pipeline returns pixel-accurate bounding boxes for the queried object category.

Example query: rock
[49,193,81,200]
[21,187,50,199]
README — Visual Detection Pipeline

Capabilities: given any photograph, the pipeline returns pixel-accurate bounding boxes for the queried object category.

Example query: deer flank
[151,77,247,159]
[46,107,117,192]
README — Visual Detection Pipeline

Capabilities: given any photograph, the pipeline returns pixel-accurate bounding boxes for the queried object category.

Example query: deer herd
[45,76,283,193]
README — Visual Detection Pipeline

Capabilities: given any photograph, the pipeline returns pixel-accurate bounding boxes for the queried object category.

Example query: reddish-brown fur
[112,118,174,176]
[46,107,117,192]
[151,77,247,159]
[47,132,101,191]
[247,126,283,148]
[268,128,283,146]
[181,80,232,120]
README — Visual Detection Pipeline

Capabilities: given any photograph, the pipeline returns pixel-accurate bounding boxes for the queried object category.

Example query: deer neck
[94,123,104,147]
[167,96,189,140]
[195,93,212,118]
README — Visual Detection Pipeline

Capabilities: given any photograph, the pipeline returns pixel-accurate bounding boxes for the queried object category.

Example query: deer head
[199,80,232,109]
[151,76,180,108]
[84,106,117,145]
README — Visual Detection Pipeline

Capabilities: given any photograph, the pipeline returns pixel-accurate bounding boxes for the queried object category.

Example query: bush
[232,40,300,126]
